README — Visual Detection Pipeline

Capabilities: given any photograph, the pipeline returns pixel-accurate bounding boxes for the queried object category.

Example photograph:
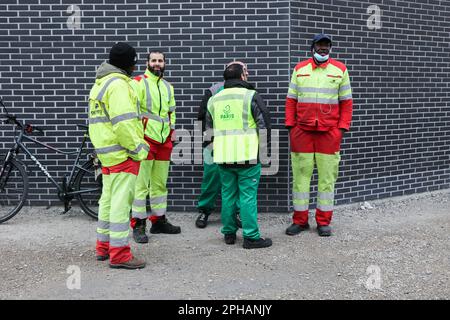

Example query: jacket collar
[144,68,163,81]
[310,57,332,70]
[224,79,255,90]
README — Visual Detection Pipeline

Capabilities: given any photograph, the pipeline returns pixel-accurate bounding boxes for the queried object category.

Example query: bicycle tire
[73,158,102,220]
[0,158,29,223]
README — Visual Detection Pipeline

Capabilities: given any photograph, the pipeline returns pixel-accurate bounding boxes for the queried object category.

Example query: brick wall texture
[0,0,449,213]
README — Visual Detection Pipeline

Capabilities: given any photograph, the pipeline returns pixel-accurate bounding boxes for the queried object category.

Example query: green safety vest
[132,70,176,144]
[88,72,149,167]
[207,87,258,164]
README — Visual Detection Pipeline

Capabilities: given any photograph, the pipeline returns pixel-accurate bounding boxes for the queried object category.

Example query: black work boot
[150,216,181,234]
[243,237,272,249]
[195,210,210,228]
[224,233,236,245]
[133,219,149,243]
[96,254,109,261]
[235,211,242,229]
[285,223,310,236]
[317,225,332,237]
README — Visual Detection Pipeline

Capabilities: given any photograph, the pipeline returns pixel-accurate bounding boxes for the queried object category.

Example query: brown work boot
[109,256,146,270]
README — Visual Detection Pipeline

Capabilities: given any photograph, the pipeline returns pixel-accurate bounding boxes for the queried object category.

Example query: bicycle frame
[4,126,94,197]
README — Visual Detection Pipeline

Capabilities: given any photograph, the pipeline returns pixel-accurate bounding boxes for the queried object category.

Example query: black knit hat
[108,42,138,70]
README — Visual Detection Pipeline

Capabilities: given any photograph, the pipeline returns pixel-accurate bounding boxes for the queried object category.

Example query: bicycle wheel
[73,158,102,220]
[0,158,28,223]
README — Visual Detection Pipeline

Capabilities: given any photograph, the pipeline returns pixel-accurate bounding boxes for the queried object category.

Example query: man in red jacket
[285,34,353,237]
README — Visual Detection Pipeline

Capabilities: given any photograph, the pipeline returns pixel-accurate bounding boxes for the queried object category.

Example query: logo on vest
[220,105,234,120]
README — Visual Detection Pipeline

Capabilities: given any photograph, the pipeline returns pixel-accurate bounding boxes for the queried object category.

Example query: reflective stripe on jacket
[285,58,353,131]
[132,70,176,144]
[88,63,149,167]
[207,87,258,163]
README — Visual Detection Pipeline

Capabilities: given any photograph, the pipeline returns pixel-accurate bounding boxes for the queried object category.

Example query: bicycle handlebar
[1,99,45,135]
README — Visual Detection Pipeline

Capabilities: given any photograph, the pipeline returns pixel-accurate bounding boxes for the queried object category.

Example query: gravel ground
[0,190,449,300]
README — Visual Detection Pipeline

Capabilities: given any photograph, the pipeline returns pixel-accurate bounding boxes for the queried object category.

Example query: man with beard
[285,34,353,237]
[130,50,181,243]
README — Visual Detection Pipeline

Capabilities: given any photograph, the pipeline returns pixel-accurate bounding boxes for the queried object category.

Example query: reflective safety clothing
[197,82,241,214]
[285,57,352,132]
[207,80,268,239]
[88,62,149,167]
[89,62,148,264]
[132,69,176,144]
[131,157,170,221]
[96,159,140,264]
[130,70,175,225]
[290,127,342,226]
[207,87,258,164]
[285,58,353,226]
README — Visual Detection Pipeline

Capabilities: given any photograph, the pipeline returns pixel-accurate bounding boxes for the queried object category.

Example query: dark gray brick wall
[0,0,449,212]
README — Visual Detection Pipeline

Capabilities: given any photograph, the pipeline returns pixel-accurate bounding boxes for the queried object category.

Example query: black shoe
[150,216,181,234]
[317,225,332,237]
[96,254,109,261]
[235,212,242,229]
[243,237,272,249]
[195,211,210,228]
[224,233,236,245]
[285,223,310,236]
[133,219,149,243]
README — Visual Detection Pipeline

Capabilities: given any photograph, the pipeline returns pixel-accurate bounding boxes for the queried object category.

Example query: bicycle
[0,98,102,223]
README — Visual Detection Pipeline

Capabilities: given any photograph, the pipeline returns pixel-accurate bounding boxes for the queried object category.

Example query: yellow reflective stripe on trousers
[293,192,309,211]
[151,195,167,205]
[97,219,110,230]
[96,232,109,242]
[109,222,130,233]
[317,192,334,211]
[151,207,166,216]
[110,235,129,248]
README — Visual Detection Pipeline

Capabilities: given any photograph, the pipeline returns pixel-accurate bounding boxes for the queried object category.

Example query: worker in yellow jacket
[285,34,353,237]
[130,50,181,243]
[88,42,149,269]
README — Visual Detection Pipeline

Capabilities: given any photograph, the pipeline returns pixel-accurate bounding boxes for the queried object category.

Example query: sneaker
[243,237,272,249]
[195,211,210,228]
[109,256,146,270]
[150,216,181,234]
[224,233,236,245]
[317,225,332,237]
[96,254,109,261]
[235,211,242,229]
[285,223,310,236]
[133,219,149,243]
